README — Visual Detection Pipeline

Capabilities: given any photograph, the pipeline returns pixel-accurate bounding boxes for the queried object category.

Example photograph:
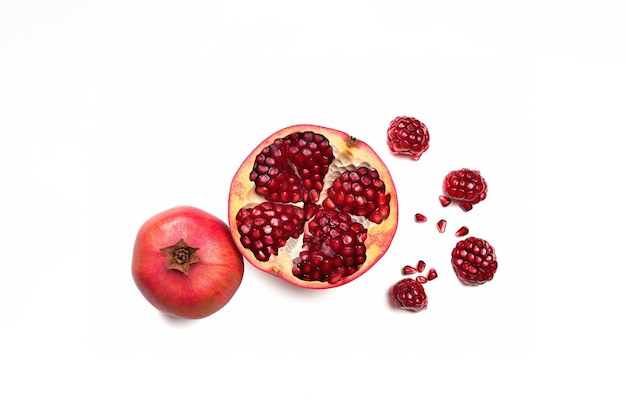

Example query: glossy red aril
[437,219,447,233]
[131,206,244,319]
[229,125,398,289]
[451,236,498,285]
[427,268,438,281]
[414,213,427,223]
[455,226,469,237]
[386,116,430,160]
[402,265,418,275]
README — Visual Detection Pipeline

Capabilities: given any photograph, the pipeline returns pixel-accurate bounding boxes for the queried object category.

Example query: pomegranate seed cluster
[442,168,488,209]
[293,209,368,284]
[322,166,391,224]
[250,132,335,205]
[451,237,498,285]
[386,116,430,160]
[236,202,305,262]
[390,278,428,312]
[236,131,393,284]
[392,258,438,312]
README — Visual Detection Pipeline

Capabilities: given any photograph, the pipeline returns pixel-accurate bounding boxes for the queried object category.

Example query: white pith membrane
[241,143,374,265]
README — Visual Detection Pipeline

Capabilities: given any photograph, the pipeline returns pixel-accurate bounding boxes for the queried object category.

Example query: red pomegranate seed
[427,268,438,281]
[455,226,469,237]
[436,219,447,233]
[414,213,427,223]
[417,260,426,273]
[439,195,451,207]
[402,265,418,275]
[416,276,428,284]
[460,201,473,212]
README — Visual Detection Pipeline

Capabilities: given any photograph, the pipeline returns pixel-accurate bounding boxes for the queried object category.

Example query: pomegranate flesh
[229,125,398,289]
[131,206,244,319]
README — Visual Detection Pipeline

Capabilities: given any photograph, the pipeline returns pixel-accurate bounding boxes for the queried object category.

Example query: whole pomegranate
[131,206,244,319]
[229,125,398,289]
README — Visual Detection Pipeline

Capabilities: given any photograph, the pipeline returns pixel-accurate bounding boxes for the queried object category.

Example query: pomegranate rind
[228,124,399,289]
[132,206,244,319]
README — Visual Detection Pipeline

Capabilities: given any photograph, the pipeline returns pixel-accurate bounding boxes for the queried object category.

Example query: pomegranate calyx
[346,135,360,148]
[159,238,201,275]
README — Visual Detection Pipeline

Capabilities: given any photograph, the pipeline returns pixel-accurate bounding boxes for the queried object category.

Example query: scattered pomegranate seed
[402,265,418,275]
[417,260,426,273]
[439,195,451,207]
[414,213,427,223]
[416,276,428,284]
[427,268,438,281]
[455,226,469,237]
[460,201,473,212]
[436,219,447,233]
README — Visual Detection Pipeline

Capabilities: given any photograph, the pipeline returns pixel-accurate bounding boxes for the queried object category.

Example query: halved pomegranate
[228,125,398,289]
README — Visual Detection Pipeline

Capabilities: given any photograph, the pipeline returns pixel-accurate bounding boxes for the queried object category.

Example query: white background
[1,0,624,415]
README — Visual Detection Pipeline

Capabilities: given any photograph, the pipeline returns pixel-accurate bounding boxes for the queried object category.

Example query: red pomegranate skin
[131,206,244,319]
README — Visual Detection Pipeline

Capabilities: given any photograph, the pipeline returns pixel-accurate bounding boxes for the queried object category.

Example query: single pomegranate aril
[437,219,447,233]
[414,213,427,223]
[390,278,428,312]
[402,265,418,275]
[460,202,473,212]
[442,168,488,208]
[416,275,428,284]
[386,116,430,160]
[417,260,426,273]
[236,202,305,262]
[455,226,469,237]
[229,125,398,289]
[427,268,438,281]
[451,236,498,285]
[322,166,391,224]
[439,195,451,207]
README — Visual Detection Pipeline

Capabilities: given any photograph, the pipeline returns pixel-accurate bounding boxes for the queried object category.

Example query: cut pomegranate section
[292,208,367,284]
[322,166,391,224]
[235,202,305,262]
[250,132,334,205]
[229,125,398,289]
